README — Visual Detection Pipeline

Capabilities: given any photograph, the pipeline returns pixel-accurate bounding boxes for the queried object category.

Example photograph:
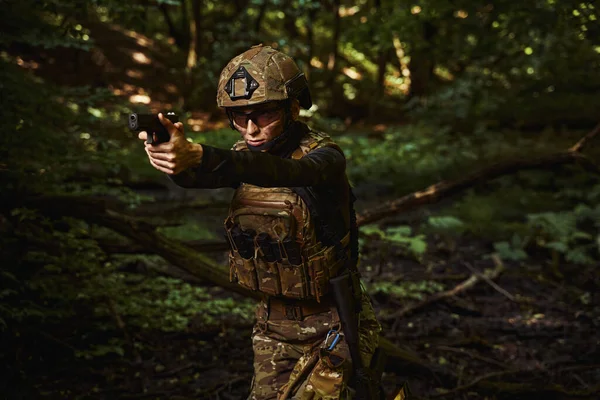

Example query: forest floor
[6,16,600,400]
[8,208,600,399]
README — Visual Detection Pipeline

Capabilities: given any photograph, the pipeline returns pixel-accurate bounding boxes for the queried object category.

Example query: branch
[382,256,505,321]
[569,122,600,153]
[357,123,600,226]
[463,258,515,302]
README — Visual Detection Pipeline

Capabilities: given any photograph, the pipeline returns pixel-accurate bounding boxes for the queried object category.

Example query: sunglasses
[230,105,283,127]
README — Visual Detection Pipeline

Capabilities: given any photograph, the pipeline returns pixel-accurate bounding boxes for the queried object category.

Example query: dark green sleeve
[170,145,346,189]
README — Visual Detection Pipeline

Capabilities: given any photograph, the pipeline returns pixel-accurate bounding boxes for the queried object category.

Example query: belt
[266,296,333,321]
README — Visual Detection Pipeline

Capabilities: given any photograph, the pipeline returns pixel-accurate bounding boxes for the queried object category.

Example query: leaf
[386,226,412,236]
[0,271,19,284]
[565,248,595,265]
[580,292,591,305]
[427,216,465,231]
[587,184,600,201]
[571,231,593,240]
[545,241,568,253]
[494,241,528,261]
[360,224,385,238]
[409,235,428,255]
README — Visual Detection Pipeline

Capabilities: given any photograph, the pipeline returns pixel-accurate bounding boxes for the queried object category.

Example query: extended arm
[171,145,346,189]
[138,114,346,189]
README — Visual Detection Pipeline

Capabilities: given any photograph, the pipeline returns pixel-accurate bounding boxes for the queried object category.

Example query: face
[229,102,286,147]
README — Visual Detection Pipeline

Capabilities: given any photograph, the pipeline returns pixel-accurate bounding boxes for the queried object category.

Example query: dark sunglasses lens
[256,109,279,125]
[231,107,280,126]
[232,113,247,125]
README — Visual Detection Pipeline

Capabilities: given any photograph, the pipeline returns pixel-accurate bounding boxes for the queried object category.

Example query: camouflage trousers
[247,293,381,400]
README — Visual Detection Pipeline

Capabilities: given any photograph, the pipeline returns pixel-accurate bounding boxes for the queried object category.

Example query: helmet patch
[224,66,260,101]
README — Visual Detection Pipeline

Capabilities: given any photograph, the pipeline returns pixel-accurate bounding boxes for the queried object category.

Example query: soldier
[138,45,382,399]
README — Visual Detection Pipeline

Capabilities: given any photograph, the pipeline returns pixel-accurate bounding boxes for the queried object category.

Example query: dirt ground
[5,225,599,399]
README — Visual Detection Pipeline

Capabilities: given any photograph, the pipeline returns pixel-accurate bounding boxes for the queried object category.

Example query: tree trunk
[141,0,150,34]
[187,0,202,69]
[306,5,319,81]
[284,0,300,42]
[369,0,387,119]
[254,0,268,35]
[159,2,188,51]
[407,20,436,99]
[327,0,341,79]
[180,0,190,53]
[234,0,250,13]
[325,0,341,109]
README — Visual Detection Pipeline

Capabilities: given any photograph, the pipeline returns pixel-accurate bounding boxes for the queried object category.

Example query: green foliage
[340,124,467,193]
[1,213,252,338]
[157,221,218,241]
[361,224,427,259]
[368,280,445,301]
[400,1,600,127]
[427,216,466,234]
[75,339,125,360]
[340,123,574,196]
[0,56,141,205]
[527,204,600,265]
[406,74,504,129]
[93,273,254,332]
[494,235,529,262]
[187,128,240,149]
[1,0,94,50]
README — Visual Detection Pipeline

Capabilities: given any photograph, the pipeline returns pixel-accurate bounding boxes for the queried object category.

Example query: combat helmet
[217,45,312,110]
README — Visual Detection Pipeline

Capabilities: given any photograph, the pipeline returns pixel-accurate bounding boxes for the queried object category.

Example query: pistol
[128,112,179,145]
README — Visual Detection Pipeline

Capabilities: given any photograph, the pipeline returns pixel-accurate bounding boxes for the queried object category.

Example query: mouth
[247,139,266,146]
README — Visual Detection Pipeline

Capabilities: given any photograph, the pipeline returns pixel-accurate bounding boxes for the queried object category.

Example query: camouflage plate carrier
[224,129,350,302]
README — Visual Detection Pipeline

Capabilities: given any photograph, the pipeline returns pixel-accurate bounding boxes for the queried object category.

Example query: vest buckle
[285,305,303,321]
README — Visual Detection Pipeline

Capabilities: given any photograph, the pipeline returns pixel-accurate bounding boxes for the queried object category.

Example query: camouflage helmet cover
[217,45,312,109]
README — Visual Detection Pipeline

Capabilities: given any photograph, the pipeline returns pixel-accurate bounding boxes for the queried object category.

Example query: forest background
[1,0,599,399]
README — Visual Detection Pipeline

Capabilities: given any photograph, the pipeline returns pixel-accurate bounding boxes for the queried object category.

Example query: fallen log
[357,122,600,226]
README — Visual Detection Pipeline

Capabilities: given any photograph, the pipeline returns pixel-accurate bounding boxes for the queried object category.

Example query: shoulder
[293,126,343,160]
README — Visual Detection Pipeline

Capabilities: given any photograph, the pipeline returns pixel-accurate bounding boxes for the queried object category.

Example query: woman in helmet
[139,45,381,400]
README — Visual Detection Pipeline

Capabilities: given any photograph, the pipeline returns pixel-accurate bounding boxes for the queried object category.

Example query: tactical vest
[224,129,351,302]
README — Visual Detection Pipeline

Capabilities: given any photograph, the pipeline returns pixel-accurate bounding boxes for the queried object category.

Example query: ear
[290,99,301,120]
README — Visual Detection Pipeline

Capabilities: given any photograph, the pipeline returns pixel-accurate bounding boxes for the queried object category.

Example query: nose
[246,119,259,136]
